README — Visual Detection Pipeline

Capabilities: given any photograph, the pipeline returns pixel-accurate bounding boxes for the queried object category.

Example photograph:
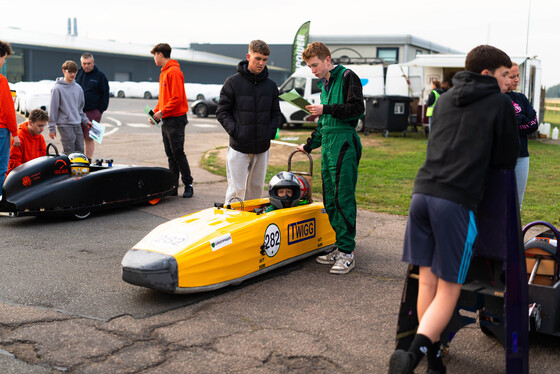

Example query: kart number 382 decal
[263,224,281,257]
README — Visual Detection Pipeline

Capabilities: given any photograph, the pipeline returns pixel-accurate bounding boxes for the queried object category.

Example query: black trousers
[161,114,193,186]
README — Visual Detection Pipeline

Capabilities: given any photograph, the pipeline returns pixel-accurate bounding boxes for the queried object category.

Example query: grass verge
[202,129,560,227]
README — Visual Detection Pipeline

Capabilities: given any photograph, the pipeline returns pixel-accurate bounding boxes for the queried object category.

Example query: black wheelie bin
[364,95,412,137]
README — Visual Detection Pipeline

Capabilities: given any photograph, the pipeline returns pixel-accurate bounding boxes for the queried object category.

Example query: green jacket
[303,65,365,152]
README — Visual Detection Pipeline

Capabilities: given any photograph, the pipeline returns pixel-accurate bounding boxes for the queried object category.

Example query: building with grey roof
[0,27,290,85]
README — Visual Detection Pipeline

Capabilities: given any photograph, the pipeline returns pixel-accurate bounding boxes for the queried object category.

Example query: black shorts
[402,193,478,284]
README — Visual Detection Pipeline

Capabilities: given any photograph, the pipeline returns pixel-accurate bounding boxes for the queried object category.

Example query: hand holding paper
[279,89,312,115]
[144,105,161,128]
[89,120,105,144]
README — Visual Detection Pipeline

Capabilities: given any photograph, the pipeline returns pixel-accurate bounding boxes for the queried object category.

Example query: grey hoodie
[48,77,89,133]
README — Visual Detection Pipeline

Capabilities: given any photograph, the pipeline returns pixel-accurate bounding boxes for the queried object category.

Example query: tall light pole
[525,0,532,55]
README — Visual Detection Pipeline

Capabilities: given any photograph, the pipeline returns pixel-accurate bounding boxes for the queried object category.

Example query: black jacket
[507,91,538,157]
[76,66,110,113]
[216,60,281,154]
[413,71,519,212]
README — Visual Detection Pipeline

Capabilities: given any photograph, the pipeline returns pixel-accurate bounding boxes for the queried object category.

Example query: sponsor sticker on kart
[211,233,233,251]
[288,218,315,245]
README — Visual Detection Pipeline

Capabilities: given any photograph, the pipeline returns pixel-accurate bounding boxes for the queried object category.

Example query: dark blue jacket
[507,91,538,158]
[76,66,110,113]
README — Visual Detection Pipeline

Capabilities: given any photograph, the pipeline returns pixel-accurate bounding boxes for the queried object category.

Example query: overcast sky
[3,0,559,87]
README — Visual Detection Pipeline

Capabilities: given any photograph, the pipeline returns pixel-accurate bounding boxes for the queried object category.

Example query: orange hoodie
[154,60,189,118]
[0,74,17,136]
[7,121,46,174]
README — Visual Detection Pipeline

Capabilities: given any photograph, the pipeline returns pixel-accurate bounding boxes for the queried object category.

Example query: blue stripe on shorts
[458,210,477,283]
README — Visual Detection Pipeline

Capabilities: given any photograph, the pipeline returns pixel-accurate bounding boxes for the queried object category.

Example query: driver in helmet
[265,171,310,213]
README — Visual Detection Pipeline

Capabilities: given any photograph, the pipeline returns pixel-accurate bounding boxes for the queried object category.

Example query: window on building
[4,48,24,82]
[416,49,423,57]
[377,48,399,64]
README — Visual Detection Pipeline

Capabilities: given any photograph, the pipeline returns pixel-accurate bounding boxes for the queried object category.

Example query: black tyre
[280,115,289,129]
[117,90,125,98]
[73,211,91,220]
[144,91,152,99]
[196,94,205,100]
[194,104,208,118]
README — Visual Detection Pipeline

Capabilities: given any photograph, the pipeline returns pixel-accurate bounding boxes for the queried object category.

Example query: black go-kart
[0,144,176,219]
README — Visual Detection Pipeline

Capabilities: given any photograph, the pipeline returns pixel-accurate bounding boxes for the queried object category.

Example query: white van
[278,65,384,130]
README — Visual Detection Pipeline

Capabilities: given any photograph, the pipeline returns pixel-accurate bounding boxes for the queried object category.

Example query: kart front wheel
[73,211,91,220]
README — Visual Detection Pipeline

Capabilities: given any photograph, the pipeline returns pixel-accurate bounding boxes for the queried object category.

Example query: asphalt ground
[1,101,559,373]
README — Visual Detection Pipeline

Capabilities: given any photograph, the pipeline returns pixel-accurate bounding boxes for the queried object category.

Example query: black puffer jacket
[216,60,281,154]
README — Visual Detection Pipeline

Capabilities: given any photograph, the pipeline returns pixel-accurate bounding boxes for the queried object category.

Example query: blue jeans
[0,127,10,189]
[515,156,530,209]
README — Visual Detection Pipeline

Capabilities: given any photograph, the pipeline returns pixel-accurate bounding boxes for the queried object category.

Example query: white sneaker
[330,253,355,274]
[316,249,341,265]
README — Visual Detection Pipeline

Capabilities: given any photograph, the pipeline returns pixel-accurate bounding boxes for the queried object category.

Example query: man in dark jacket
[216,40,281,204]
[76,53,109,160]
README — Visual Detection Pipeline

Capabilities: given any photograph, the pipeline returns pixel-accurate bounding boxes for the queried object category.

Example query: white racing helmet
[268,171,303,209]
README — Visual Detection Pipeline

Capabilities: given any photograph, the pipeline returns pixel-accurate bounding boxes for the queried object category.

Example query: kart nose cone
[121,249,178,292]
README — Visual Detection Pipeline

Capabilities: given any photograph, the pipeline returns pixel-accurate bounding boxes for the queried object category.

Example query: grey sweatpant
[224,147,269,205]
[57,124,84,155]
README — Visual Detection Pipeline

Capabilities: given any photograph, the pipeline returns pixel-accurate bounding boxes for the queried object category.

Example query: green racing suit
[302,65,364,254]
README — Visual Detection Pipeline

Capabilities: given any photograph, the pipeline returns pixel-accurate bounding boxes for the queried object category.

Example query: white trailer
[385,54,542,126]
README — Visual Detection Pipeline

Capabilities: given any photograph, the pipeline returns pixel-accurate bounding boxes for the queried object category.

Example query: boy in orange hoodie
[0,40,21,188]
[7,108,47,174]
[150,43,193,198]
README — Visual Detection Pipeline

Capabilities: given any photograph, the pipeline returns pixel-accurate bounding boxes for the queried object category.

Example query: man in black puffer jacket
[216,40,281,205]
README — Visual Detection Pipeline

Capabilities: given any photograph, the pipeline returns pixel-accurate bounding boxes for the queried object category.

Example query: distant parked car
[185,83,222,101]
[191,96,218,118]
[13,80,53,116]
[109,81,158,99]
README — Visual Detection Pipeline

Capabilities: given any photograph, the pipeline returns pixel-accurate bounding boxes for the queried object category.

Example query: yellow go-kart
[121,151,336,293]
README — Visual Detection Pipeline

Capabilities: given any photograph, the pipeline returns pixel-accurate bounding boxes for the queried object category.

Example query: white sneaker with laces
[330,253,355,274]
[316,249,341,265]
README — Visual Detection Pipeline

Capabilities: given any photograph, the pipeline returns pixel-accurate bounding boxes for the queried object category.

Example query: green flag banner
[291,21,310,73]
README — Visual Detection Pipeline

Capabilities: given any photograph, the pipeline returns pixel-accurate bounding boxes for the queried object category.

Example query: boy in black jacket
[216,40,281,205]
[388,45,520,374]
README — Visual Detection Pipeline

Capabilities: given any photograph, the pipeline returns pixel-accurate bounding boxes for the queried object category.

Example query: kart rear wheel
[73,211,91,220]
[194,104,208,118]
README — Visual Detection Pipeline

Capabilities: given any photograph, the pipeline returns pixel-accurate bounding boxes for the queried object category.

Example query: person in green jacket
[296,42,364,274]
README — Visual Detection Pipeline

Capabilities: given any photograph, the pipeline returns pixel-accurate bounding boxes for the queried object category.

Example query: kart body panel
[121,199,336,293]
